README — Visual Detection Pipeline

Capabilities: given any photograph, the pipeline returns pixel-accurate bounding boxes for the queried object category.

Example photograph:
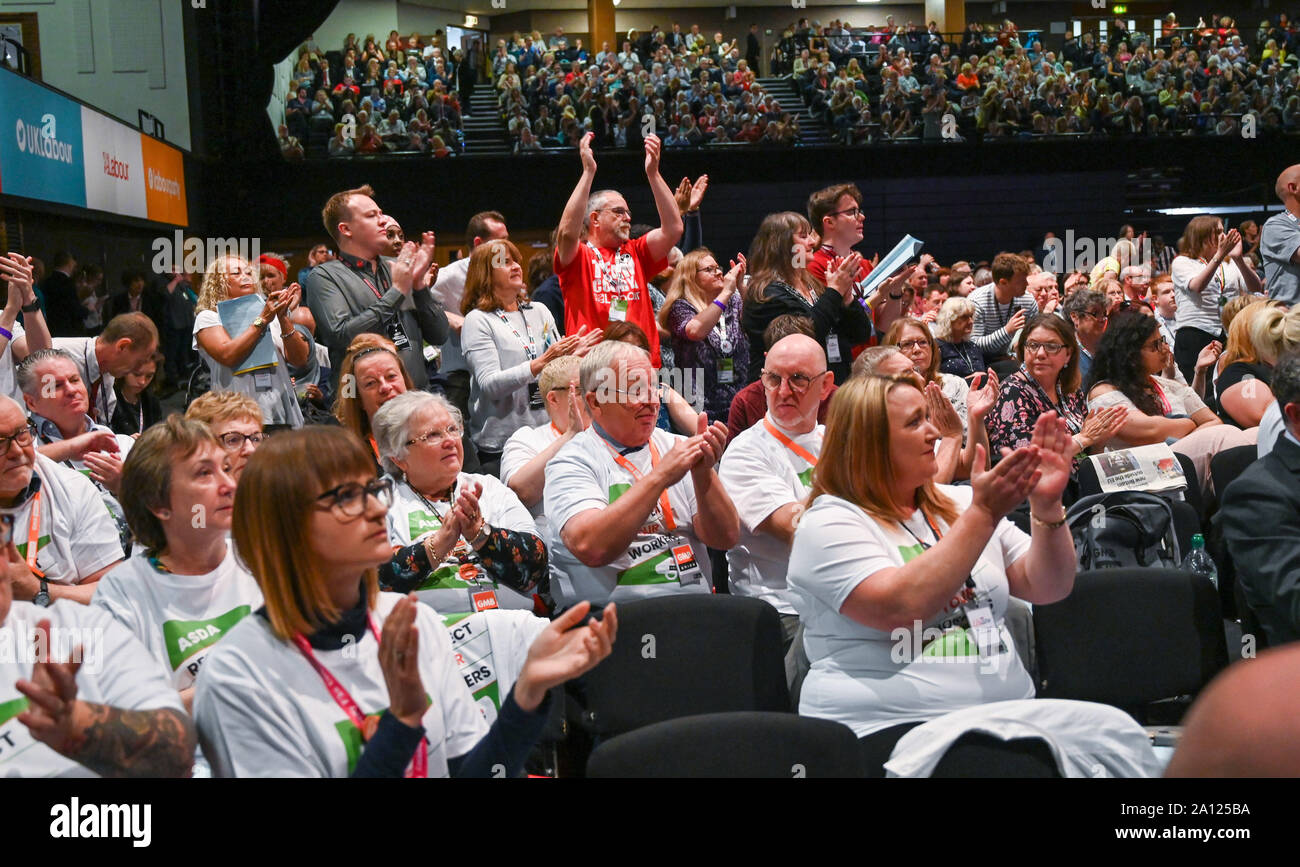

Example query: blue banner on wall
[0,69,87,209]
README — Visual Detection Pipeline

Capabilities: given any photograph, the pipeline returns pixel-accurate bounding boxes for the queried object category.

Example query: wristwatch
[469,522,491,549]
[889,292,903,300]
[252,316,268,330]
[32,579,50,607]
[21,301,41,314]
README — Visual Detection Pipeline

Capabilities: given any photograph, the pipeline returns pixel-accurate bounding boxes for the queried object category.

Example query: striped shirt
[968,284,1040,355]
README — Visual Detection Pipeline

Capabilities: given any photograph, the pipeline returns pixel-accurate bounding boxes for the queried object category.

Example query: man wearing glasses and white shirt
[543,341,737,609]
[719,335,832,650]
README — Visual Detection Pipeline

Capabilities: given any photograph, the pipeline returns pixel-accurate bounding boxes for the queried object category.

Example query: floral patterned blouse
[987,368,1088,476]
[380,523,551,613]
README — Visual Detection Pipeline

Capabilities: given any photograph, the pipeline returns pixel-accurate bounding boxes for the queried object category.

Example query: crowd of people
[3,139,1299,779]
[284,29,478,158]
[280,13,1300,159]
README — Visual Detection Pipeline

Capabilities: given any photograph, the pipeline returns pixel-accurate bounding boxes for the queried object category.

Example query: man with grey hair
[1120,264,1152,305]
[553,131,683,367]
[543,340,737,609]
[1063,288,1108,384]
[0,394,123,605]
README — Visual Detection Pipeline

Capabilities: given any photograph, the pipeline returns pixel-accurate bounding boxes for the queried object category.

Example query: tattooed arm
[15,618,195,777]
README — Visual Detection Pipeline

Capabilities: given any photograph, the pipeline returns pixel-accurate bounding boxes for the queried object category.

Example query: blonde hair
[461,239,524,314]
[1219,300,1284,372]
[232,427,381,641]
[1219,293,1268,333]
[808,374,958,526]
[332,333,413,440]
[196,254,251,313]
[185,390,265,428]
[539,355,581,394]
[657,247,716,332]
[933,296,976,341]
[1249,305,1300,366]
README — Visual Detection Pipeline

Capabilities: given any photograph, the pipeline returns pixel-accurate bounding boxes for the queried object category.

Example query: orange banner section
[140,134,188,226]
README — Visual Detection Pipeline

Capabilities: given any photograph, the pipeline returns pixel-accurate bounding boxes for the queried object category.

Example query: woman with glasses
[333,334,413,463]
[195,426,616,777]
[461,240,586,477]
[185,391,267,481]
[93,417,258,718]
[989,315,1127,488]
[194,255,311,430]
[1087,311,1256,488]
[373,391,550,618]
[933,296,988,380]
[657,248,749,425]
[741,212,873,385]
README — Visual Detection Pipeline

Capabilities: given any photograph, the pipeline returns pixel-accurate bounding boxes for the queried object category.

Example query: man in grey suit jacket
[305,184,448,388]
[1221,351,1300,647]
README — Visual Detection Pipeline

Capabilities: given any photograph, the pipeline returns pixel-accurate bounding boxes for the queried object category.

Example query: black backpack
[1066,491,1182,571]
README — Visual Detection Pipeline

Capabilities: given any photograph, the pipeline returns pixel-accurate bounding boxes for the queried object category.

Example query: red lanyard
[762,417,820,466]
[550,422,562,437]
[25,490,44,578]
[601,438,677,531]
[292,614,428,778]
[1149,376,1172,415]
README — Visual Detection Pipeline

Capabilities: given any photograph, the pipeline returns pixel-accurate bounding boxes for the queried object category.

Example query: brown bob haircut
[233,426,381,641]
[1015,313,1082,393]
[120,415,221,556]
[808,373,959,526]
[462,239,525,315]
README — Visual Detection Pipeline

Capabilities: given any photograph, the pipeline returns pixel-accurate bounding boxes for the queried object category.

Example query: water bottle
[1181,534,1218,590]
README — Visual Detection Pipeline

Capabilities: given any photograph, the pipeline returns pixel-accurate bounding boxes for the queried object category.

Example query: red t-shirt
[808,244,874,288]
[555,235,668,367]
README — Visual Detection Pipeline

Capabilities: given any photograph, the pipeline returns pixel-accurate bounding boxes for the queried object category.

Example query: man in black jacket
[40,252,81,337]
[1221,352,1300,647]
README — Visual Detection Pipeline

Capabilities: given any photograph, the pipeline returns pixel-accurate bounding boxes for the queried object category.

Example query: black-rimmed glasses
[315,477,395,517]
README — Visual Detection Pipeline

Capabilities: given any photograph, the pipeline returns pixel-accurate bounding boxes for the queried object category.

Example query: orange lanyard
[25,490,43,578]
[762,417,820,466]
[550,422,562,437]
[601,438,676,531]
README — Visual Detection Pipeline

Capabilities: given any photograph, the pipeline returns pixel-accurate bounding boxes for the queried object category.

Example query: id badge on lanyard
[909,511,1008,661]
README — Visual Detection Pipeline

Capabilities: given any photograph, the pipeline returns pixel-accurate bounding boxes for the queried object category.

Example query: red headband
[258,254,287,279]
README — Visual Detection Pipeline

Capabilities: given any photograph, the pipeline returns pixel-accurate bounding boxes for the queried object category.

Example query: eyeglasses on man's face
[316,477,395,518]
[760,370,827,394]
[608,384,664,406]
[829,206,864,220]
[1083,310,1109,323]
[598,207,631,219]
[0,423,34,453]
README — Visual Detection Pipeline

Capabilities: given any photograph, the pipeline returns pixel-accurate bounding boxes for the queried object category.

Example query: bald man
[1261,164,1300,306]
[718,335,832,647]
[1166,645,1300,777]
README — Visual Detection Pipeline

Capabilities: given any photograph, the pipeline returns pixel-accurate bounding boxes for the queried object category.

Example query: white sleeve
[499,428,540,486]
[479,475,538,535]
[719,439,794,532]
[789,500,895,613]
[543,445,608,540]
[89,567,146,638]
[1170,257,1198,293]
[65,604,184,714]
[997,516,1033,571]
[67,473,127,580]
[1088,388,1137,413]
[419,603,489,759]
[194,641,329,778]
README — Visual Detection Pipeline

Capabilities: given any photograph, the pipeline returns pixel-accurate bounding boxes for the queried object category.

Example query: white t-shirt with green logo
[788,484,1035,738]
[543,427,711,608]
[0,454,125,586]
[92,545,263,690]
[441,609,549,725]
[194,592,489,778]
[385,472,539,616]
[0,600,186,777]
[718,415,822,615]
[499,422,562,538]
